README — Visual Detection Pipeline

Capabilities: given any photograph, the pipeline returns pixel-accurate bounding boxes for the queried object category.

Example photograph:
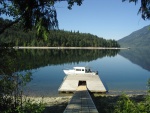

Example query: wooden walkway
[63,86,99,113]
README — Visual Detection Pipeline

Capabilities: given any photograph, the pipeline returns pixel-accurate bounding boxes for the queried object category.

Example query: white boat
[63,66,98,75]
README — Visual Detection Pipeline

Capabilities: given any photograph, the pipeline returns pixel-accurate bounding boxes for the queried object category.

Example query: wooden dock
[63,85,98,113]
[58,74,106,93]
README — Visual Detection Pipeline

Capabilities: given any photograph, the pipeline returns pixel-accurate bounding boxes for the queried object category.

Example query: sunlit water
[24,53,150,97]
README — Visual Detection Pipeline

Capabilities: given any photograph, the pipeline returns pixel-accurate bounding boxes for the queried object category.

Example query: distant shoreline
[13,46,130,49]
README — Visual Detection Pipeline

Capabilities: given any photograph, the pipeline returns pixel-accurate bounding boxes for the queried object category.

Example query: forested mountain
[118,25,150,48]
[0,18,120,47]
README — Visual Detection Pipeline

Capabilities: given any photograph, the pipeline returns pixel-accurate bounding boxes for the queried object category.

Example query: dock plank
[63,86,99,113]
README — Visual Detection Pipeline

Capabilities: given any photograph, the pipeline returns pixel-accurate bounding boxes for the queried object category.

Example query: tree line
[0,18,120,47]
[0,0,149,39]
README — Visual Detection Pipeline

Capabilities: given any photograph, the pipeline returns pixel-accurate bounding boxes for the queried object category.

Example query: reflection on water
[1,49,150,97]
[119,48,150,72]
[83,54,149,95]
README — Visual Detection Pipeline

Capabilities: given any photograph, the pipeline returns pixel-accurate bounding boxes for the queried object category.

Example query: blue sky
[55,0,150,40]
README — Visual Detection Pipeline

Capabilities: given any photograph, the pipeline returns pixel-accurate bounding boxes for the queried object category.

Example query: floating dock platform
[58,74,106,93]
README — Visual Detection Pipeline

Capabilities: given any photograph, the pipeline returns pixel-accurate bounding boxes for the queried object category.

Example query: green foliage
[0,48,45,113]
[0,0,83,39]
[123,0,150,19]
[135,93,150,113]
[114,94,138,113]
[18,72,32,86]
[1,98,45,113]
[0,71,33,112]
[0,0,150,39]
[113,79,150,113]
[15,100,45,113]
[0,19,120,47]
[147,78,150,91]
[67,0,83,9]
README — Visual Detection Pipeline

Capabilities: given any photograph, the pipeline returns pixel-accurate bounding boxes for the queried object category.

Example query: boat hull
[63,70,98,75]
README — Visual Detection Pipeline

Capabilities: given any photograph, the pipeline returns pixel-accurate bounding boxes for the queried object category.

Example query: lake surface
[19,48,150,97]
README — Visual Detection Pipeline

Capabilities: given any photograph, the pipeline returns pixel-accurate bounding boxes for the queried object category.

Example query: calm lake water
[22,49,150,97]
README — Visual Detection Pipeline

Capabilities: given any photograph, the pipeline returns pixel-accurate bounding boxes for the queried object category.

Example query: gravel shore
[23,96,72,113]
[24,96,72,105]
[23,93,146,113]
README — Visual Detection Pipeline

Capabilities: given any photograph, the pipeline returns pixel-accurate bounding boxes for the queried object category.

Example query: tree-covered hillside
[118,25,150,48]
[0,18,120,47]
